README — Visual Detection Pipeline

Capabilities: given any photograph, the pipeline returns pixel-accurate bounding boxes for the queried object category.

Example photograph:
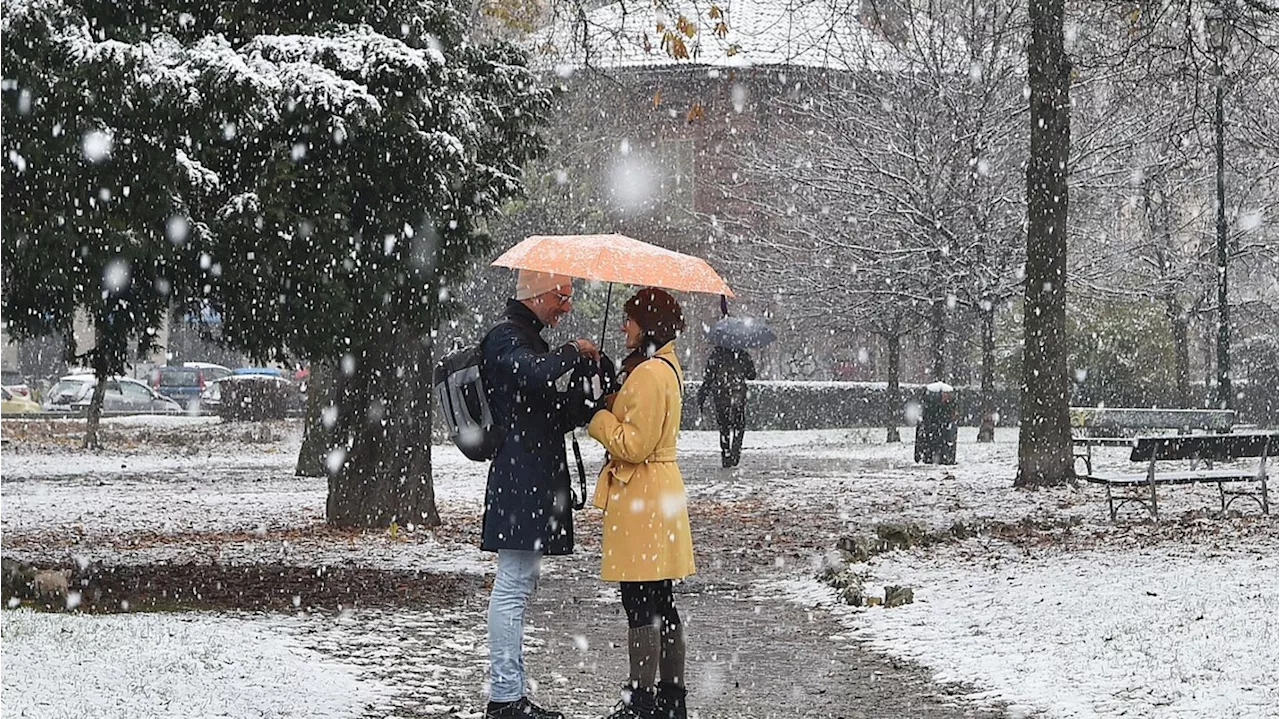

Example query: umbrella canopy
[707,316,777,349]
[492,234,734,297]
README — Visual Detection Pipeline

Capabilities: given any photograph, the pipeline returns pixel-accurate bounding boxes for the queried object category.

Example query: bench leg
[1263,475,1271,515]
[1218,482,1228,514]
[1106,484,1117,522]
[1149,478,1159,521]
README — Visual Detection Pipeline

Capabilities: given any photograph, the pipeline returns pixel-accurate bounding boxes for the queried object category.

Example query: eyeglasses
[551,291,573,306]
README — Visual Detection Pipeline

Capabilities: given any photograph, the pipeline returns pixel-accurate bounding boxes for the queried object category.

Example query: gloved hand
[565,392,600,428]
[566,355,615,428]
[598,351,621,396]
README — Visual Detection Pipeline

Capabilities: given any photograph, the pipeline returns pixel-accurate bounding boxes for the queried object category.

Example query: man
[697,346,756,468]
[480,269,599,719]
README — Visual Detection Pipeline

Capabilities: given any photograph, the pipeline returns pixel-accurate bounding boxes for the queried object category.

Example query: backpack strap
[653,356,679,380]
[477,319,516,443]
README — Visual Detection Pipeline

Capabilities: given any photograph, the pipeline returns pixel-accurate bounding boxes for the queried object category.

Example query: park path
[280,450,1014,719]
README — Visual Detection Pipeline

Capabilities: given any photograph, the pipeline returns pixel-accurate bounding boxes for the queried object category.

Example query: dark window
[158,368,200,386]
[120,381,151,398]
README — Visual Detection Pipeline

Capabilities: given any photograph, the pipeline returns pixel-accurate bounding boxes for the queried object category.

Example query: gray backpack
[433,329,504,461]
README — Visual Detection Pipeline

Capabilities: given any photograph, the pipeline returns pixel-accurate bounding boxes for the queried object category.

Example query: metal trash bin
[914,381,957,465]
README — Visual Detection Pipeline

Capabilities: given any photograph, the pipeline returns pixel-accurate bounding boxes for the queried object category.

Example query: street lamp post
[1207,9,1232,410]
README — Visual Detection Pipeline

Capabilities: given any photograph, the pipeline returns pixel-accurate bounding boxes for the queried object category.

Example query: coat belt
[601,446,678,488]
[648,447,677,463]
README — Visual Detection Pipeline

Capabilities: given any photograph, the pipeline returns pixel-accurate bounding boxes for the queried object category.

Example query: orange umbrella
[491,233,734,297]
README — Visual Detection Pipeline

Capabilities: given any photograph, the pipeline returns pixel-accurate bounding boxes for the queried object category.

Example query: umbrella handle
[598,282,614,352]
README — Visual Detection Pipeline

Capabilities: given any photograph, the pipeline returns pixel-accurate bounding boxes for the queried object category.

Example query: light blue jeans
[488,549,542,702]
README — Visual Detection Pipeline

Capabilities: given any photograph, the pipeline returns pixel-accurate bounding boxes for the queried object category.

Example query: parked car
[149,363,231,410]
[184,362,233,378]
[211,374,302,420]
[1,386,41,414]
[198,378,228,410]
[43,374,182,414]
[1,370,31,398]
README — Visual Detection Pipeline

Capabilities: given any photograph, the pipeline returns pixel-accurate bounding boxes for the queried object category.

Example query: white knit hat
[515,270,572,301]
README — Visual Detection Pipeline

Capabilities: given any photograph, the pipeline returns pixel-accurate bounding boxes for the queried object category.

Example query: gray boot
[604,626,661,719]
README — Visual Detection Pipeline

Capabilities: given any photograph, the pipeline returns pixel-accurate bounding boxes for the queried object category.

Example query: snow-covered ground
[3,419,1276,718]
[1,608,390,718]
[768,541,1277,719]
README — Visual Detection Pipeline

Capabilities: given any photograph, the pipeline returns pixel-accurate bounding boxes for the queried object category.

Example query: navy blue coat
[479,300,583,555]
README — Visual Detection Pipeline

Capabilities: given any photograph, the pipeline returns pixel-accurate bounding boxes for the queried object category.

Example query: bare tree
[699,0,1027,441]
[1067,0,1277,409]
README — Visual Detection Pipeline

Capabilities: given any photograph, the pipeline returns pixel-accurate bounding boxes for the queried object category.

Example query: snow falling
[0,1,1276,718]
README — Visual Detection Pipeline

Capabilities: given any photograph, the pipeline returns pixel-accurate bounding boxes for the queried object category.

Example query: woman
[587,287,694,719]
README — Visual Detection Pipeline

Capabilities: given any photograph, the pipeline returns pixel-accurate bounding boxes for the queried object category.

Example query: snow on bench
[1082,431,1277,520]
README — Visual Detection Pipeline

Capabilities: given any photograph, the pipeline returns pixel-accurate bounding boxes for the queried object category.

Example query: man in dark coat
[480,269,599,719]
[697,345,756,467]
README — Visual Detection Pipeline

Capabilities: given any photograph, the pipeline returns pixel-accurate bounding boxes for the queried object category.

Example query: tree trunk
[83,362,109,451]
[885,332,902,443]
[296,361,337,477]
[326,323,440,529]
[1201,314,1214,405]
[1213,81,1232,410]
[977,305,997,443]
[930,297,946,381]
[1015,0,1074,488]
[1166,303,1191,407]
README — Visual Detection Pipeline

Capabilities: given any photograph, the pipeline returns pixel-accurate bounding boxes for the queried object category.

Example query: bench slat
[1085,469,1263,486]
[1129,432,1279,462]
[1073,437,1143,447]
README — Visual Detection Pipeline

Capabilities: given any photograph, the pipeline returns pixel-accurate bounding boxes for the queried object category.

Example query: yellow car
[1,386,41,414]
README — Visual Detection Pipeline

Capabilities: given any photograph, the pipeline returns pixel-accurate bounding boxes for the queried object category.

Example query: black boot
[604,684,658,719]
[655,682,687,719]
[486,697,565,719]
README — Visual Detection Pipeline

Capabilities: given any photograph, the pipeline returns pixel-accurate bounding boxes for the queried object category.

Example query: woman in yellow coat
[588,287,694,719]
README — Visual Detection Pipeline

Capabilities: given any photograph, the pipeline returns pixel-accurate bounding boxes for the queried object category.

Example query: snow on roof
[56,374,152,384]
[182,361,231,371]
[528,0,936,72]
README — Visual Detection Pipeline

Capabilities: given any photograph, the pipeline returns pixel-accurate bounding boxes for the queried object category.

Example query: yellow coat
[588,341,696,583]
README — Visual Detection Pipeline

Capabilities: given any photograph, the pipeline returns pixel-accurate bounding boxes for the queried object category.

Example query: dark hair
[624,287,685,349]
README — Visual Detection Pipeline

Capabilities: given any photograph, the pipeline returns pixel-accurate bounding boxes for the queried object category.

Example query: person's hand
[572,338,600,361]
[598,351,620,395]
[603,392,618,411]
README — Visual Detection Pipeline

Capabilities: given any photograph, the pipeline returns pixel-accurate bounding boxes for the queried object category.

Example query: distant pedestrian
[479,269,600,719]
[697,346,756,468]
[587,287,694,719]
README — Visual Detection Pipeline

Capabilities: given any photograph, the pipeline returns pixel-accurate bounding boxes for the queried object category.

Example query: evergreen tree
[2,2,212,447]
[2,1,550,526]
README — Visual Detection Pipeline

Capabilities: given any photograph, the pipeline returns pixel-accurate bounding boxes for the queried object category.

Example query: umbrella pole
[598,282,614,352]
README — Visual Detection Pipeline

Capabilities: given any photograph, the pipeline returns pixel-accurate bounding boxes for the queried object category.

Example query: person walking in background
[697,345,756,468]
[479,269,600,719]
[587,287,694,719]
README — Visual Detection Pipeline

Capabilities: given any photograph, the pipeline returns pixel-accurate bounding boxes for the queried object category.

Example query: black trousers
[620,580,681,630]
[715,397,746,467]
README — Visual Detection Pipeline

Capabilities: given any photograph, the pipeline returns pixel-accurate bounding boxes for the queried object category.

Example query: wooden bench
[1082,432,1277,520]
[1070,407,1235,475]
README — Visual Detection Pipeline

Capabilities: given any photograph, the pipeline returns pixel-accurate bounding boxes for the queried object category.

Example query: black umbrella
[707,316,776,349]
